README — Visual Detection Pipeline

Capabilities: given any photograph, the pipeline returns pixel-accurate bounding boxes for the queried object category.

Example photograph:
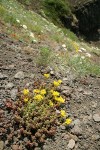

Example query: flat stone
[71,125,82,136]
[50,70,55,75]
[73,119,81,125]
[14,71,24,79]
[80,48,87,52]
[67,139,75,149]
[92,134,100,141]
[93,114,100,122]
[0,141,4,150]
[10,89,18,100]
[12,144,19,150]
[83,90,92,95]
[30,74,35,79]
[91,102,97,108]
[60,125,66,130]
[6,82,14,89]
[0,73,8,79]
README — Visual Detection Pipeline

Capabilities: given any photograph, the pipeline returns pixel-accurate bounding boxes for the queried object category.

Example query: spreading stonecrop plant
[4,74,72,149]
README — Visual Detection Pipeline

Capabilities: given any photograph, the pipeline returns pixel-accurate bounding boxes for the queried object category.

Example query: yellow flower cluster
[50,90,65,103]
[34,94,43,101]
[64,118,72,125]
[44,73,50,78]
[40,89,46,95]
[33,89,46,95]
[60,110,66,117]
[22,74,72,127]
[72,42,79,52]
[33,89,46,101]
[53,79,62,87]
[52,91,60,97]
[33,89,40,94]
[49,100,53,107]
[23,89,29,95]
[24,98,29,103]
[55,96,65,103]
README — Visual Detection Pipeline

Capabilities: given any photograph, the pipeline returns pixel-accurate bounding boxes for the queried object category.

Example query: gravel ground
[0,32,100,150]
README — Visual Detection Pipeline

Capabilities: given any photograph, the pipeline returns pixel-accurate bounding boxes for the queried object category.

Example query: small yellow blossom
[24,98,29,103]
[53,81,60,87]
[50,90,54,93]
[55,96,65,103]
[49,100,54,107]
[52,91,60,97]
[64,118,72,125]
[73,42,79,52]
[58,79,62,84]
[34,94,43,101]
[23,89,29,95]
[44,73,50,78]
[40,89,46,95]
[60,110,66,117]
[33,89,40,94]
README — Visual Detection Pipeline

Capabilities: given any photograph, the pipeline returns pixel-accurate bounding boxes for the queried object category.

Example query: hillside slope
[0,0,100,150]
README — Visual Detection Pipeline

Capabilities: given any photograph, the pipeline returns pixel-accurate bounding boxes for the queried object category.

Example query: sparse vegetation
[37,47,52,67]
[68,55,100,76]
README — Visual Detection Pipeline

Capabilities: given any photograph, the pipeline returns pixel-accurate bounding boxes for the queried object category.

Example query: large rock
[0,73,8,79]
[71,125,82,136]
[10,89,18,100]
[93,114,100,122]
[14,71,24,79]
[67,139,75,149]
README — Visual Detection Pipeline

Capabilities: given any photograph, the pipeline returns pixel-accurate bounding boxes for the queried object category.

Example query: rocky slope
[0,0,100,150]
[0,24,100,150]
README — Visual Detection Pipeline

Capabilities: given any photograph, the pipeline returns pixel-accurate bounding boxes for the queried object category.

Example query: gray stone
[71,125,82,136]
[0,73,8,79]
[67,139,75,149]
[91,102,97,108]
[60,125,66,130]
[50,70,55,75]
[24,137,28,142]
[14,71,24,79]
[6,82,14,89]
[83,90,92,95]
[10,89,18,100]
[93,114,100,122]
[73,119,81,125]
[12,144,19,150]
[0,141,4,150]
[92,134,100,141]
[30,74,35,79]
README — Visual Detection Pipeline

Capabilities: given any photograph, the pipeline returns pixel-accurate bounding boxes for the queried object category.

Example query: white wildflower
[81,56,85,59]
[32,39,37,43]
[16,19,20,23]
[80,48,87,52]
[22,25,27,29]
[86,53,91,58]
[78,49,82,52]
[79,61,82,64]
[30,32,34,38]
[62,44,66,48]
